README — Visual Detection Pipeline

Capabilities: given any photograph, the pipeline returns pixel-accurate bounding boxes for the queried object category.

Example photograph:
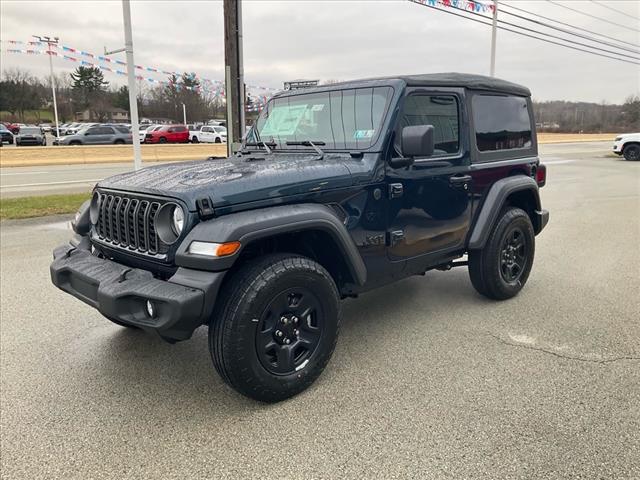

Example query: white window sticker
[311,104,325,112]
[353,129,374,139]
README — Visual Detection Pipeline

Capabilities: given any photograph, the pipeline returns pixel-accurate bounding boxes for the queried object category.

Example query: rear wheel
[468,207,535,300]
[69,140,81,146]
[209,254,340,402]
[191,136,199,143]
[623,144,639,161]
[114,139,125,145]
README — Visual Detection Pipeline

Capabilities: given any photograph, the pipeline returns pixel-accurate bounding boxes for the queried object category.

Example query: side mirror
[402,125,435,158]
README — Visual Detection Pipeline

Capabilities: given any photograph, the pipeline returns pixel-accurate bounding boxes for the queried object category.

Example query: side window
[202,127,212,133]
[100,127,115,135]
[176,126,186,132]
[473,95,532,151]
[85,127,100,136]
[396,95,459,155]
[168,127,176,133]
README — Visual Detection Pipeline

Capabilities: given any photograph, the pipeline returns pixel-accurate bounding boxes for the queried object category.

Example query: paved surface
[1,143,638,479]
[0,140,616,198]
[0,162,167,197]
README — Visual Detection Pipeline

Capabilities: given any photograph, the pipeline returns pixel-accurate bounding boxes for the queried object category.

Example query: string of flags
[1,39,277,109]
[411,0,495,14]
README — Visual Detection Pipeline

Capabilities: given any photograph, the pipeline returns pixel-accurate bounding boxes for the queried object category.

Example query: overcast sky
[1,0,638,103]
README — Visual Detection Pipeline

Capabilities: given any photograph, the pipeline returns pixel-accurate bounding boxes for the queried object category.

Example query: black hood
[97,153,356,211]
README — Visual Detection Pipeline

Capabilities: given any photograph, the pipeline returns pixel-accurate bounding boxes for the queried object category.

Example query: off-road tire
[468,207,535,300]
[209,253,341,402]
[623,144,639,161]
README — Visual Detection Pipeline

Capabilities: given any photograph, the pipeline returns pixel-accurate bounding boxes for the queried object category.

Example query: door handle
[449,174,472,185]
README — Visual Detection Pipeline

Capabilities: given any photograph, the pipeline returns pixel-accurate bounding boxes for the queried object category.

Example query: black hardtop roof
[275,72,531,97]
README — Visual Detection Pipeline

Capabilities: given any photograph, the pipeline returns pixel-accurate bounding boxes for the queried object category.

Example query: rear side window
[175,126,186,132]
[473,95,532,151]
[397,95,459,154]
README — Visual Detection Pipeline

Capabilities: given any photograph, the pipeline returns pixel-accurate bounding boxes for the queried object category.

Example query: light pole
[182,103,187,125]
[121,0,142,170]
[33,35,60,137]
[105,1,142,170]
[490,0,498,77]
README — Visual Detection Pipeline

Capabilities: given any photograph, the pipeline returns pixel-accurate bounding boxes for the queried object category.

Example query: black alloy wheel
[499,227,528,283]
[468,207,535,300]
[256,287,324,375]
[209,253,341,402]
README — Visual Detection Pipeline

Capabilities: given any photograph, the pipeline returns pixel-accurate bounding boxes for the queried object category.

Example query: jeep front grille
[93,191,172,256]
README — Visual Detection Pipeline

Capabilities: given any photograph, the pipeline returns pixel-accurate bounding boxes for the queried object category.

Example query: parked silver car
[15,126,46,146]
[54,125,133,146]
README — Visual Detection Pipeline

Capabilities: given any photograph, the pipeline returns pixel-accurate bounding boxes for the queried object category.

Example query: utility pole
[33,35,60,137]
[490,0,498,77]
[224,0,245,156]
[121,0,142,170]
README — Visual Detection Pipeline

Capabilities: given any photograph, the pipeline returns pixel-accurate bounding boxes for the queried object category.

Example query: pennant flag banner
[1,38,277,106]
[412,0,495,14]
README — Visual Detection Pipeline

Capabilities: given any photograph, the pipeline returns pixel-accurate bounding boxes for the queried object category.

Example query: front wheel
[209,254,341,402]
[623,144,639,161]
[468,207,535,300]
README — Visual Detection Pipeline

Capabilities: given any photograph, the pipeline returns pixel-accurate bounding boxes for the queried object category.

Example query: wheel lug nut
[276,330,283,337]
[282,318,288,325]
[293,329,299,335]
[285,338,291,344]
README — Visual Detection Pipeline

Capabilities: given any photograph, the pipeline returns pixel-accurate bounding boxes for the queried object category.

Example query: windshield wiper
[243,141,275,154]
[285,140,325,159]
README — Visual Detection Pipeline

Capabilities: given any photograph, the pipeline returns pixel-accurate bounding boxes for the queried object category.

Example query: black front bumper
[50,241,226,341]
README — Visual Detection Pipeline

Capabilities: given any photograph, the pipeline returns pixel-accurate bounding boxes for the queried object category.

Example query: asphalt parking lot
[1,142,638,479]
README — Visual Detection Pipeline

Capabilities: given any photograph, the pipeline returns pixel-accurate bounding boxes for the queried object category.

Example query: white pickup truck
[189,125,227,144]
[613,133,640,161]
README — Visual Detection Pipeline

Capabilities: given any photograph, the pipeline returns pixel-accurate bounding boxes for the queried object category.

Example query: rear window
[473,95,532,152]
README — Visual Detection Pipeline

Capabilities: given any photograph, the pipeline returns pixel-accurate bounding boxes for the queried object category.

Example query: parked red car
[2,122,20,134]
[144,125,189,144]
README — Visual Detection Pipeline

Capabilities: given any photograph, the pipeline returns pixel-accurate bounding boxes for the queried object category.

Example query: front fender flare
[175,203,367,285]
[467,176,542,250]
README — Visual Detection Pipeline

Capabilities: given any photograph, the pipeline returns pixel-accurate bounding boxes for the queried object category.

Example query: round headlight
[171,205,185,235]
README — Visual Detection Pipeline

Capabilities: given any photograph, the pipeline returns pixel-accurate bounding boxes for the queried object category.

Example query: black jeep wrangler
[51,73,548,402]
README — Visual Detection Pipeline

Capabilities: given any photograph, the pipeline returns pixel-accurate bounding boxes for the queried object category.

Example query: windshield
[21,128,41,135]
[250,86,393,150]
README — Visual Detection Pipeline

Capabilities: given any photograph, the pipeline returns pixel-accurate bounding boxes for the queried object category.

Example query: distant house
[75,107,129,122]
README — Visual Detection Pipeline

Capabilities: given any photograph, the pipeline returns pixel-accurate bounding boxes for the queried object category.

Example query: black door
[386,89,473,267]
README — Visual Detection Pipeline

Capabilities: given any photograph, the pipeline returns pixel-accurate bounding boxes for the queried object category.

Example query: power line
[443,2,640,62]
[588,0,640,22]
[500,4,640,55]
[407,0,640,66]
[502,2,640,49]
[545,0,640,33]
